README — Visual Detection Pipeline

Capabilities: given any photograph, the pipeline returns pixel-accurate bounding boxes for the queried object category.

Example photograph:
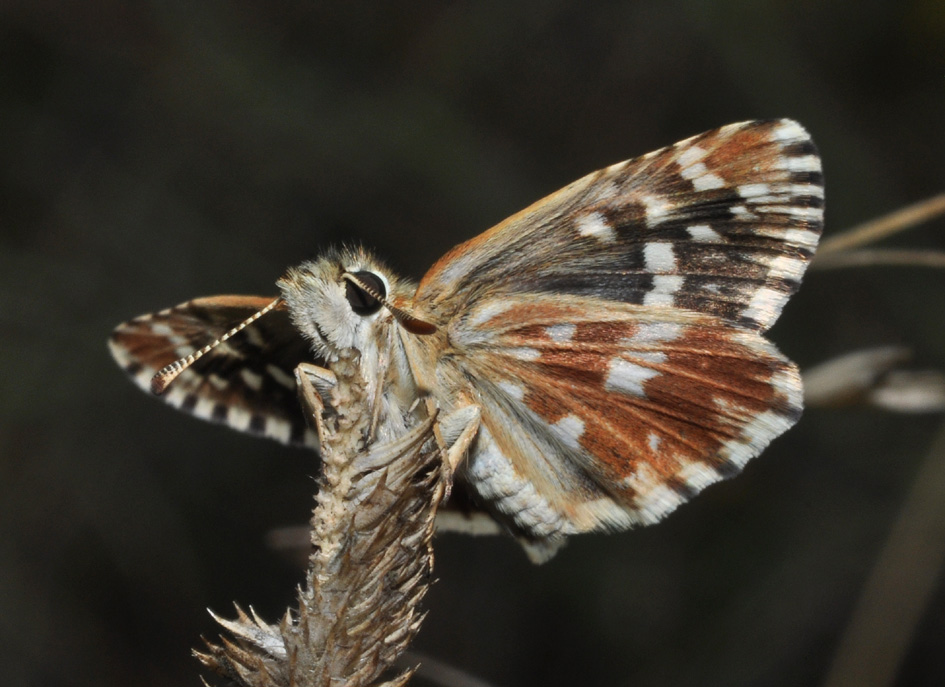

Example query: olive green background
[2,2,945,686]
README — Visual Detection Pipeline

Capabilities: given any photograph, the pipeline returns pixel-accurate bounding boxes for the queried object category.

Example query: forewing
[108,296,318,447]
[417,119,822,332]
[447,295,802,533]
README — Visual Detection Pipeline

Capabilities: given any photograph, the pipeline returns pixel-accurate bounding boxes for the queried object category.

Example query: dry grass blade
[803,347,911,408]
[821,420,945,687]
[196,349,451,687]
[810,195,945,686]
[814,193,945,260]
[813,248,945,270]
[401,650,502,687]
[867,370,945,413]
[803,347,945,413]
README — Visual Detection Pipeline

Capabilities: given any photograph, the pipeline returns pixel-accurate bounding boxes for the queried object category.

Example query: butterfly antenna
[151,297,283,395]
[342,272,437,335]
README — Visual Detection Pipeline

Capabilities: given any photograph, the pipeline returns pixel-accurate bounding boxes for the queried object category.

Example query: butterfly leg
[437,404,481,472]
[295,362,338,449]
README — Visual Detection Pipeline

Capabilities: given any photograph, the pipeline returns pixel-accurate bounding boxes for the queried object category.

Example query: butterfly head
[278,247,431,359]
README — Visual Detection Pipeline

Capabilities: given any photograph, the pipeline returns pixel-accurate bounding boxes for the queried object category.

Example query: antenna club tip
[146,297,282,395]
[151,363,180,395]
[403,318,438,335]
[151,372,171,395]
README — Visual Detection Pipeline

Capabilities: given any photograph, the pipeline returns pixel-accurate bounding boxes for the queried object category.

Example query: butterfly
[110,119,823,561]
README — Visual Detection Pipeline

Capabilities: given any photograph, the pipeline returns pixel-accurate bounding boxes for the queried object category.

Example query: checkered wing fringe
[196,351,446,687]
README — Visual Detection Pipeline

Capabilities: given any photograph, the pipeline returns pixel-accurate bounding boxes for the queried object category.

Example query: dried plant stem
[802,347,945,413]
[822,420,945,687]
[814,193,945,260]
[811,194,945,685]
[402,651,502,687]
[812,248,945,270]
[196,349,451,687]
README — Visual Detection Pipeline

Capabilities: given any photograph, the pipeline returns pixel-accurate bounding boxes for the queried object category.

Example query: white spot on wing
[767,255,806,282]
[738,183,772,200]
[753,205,821,220]
[741,287,790,326]
[643,275,683,307]
[240,369,264,391]
[150,323,175,338]
[679,162,725,191]
[243,325,266,348]
[266,364,295,390]
[634,484,685,522]
[692,172,726,191]
[731,205,756,219]
[643,243,677,273]
[642,195,673,227]
[721,410,794,468]
[788,183,824,198]
[776,155,821,173]
[545,324,576,342]
[575,212,616,242]
[676,145,707,167]
[497,380,525,401]
[771,367,802,401]
[606,358,661,397]
[677,462,722,492]
[648,432,662,453]
[509,347,541,361]
[228,406,252,432]
[193,397,217,420]
[132,365,154,388]
[782,228,820,249]
[208,374,229,391]
[266,419,292,444]
[622,463,659,492]
[687,224,722,242]
[621,463,684,524]
[771,119,807,142]
[550,414,585,450]
[629,322,683,345]
[633,351,668,364]
[164,387,188,409]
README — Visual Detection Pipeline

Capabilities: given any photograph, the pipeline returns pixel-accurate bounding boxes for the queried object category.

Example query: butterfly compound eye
[345,270,386,316]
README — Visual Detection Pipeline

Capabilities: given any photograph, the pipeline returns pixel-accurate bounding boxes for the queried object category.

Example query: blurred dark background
[3,2,945,686]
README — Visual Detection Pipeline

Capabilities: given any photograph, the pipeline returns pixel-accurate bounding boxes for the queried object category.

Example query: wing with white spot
[416,119,823,333]
[109,296,319,447]
[445,295,802,534]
